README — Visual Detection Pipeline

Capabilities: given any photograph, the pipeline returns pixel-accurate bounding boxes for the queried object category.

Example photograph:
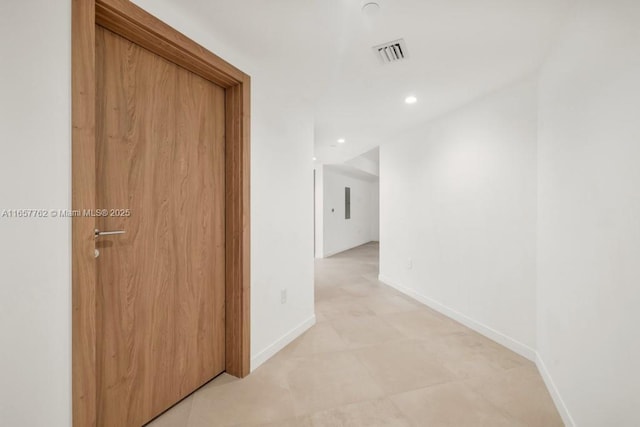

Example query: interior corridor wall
[322,167,379,257]
[0,2,72,425]
[370,180,380,241]
[537,0,640,425]
[379,78,538,354]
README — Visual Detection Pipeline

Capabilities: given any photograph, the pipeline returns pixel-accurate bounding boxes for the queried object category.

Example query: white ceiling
[152,0,575,163]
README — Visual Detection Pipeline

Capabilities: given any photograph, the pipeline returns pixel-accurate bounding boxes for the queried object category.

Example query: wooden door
[95,25,226,426]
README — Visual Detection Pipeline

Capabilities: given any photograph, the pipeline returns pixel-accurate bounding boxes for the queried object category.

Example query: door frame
[72,1,251,425]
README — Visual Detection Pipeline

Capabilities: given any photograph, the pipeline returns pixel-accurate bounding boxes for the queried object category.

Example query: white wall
[0,2,72,426]
[380,78,538,355]
[370,180,380,242]
[0,1,315,425]
[322,166,379,257]
[537,0,640,425]
[249,90,315,367]
[314,166,324,258]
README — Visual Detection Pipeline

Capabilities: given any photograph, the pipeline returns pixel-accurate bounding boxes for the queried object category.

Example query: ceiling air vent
[373,38,408,64]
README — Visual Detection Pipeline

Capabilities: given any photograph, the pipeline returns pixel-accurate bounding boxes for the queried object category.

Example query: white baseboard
[323,241,378,258]
[377,274,536,361]
[377,274,576,425]
[321,248,343,258]
[535,353,575,427]
[250,314,316,371]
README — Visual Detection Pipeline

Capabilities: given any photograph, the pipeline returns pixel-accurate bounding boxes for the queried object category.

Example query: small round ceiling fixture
[362,2,381,17]
[337,138,346,144]
[405,95,418,105]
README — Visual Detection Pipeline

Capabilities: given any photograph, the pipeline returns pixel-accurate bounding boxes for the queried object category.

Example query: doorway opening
[313,147,381,316]
[314,147,380,260]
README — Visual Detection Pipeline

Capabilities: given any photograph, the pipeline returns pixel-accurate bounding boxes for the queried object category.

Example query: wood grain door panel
[96,26,225,426]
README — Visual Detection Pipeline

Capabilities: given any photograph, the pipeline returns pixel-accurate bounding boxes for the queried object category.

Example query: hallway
[152,242,562,426]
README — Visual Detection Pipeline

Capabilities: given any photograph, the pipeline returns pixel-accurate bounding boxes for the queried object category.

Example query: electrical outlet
[280,288,287,304]
[407,258,413,270]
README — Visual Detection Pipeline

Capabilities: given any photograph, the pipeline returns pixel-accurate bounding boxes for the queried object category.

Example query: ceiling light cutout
[405,95,417,104]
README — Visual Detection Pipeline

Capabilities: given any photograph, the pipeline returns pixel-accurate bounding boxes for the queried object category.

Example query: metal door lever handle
[94,229,126,238]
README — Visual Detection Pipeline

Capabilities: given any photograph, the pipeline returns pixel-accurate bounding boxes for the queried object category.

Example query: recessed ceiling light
[405,95,418,105]
[337,138,346,144]
[312,157,317,161]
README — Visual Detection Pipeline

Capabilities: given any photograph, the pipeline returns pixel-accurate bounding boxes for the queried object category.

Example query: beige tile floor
[150,242,562,427]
